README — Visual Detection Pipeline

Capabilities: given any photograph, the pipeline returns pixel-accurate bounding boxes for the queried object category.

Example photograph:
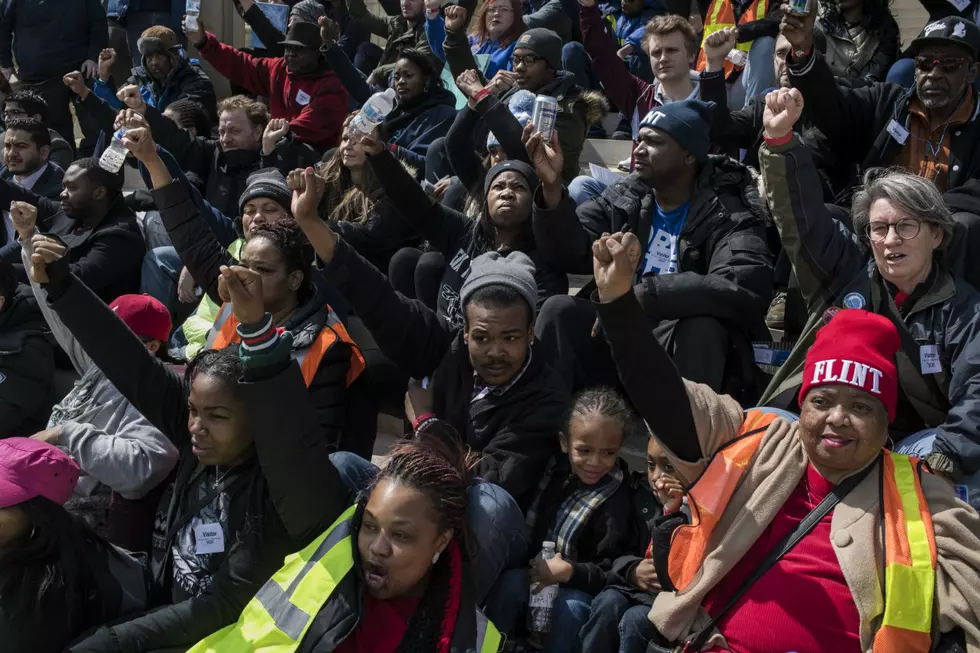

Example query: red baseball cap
[0,438,79,508]
[110,294,171,343]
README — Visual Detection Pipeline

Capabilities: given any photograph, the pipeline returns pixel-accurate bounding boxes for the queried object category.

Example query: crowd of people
[2,0,980,651]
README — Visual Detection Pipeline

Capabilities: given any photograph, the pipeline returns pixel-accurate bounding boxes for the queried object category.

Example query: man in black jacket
[782,8,980,192]
[530,99,773,399]
[0,118,65,251]
[0,260,53,437]
[0,159,145,303]
[0,0,107,147]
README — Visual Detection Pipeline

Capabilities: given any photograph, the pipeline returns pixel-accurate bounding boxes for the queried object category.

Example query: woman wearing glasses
[760,88,980,511]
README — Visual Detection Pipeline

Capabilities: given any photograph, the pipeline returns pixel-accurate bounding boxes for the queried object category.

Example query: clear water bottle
[99,128,129,173]
[185,0,202,31]
[349,88,397,136]
[527,541,559,649]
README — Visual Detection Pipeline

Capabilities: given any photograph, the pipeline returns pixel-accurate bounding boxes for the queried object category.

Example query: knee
[388,246,423,279]
[619,605,653,639]
[141,246,178,274]
[328,451,379,491]
[568,175,604,206]
[675,315,729,342]
[590,588,631,619]
[468,482,524,529]
[356,40,377,56]
[536,294,580,331]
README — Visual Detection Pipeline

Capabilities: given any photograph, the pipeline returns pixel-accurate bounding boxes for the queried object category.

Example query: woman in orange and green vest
[127,125,365,449]
[589,230,980,653]
[185,265,502,653]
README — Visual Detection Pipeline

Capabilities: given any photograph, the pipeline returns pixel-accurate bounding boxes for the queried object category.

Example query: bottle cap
[543,541,555,549]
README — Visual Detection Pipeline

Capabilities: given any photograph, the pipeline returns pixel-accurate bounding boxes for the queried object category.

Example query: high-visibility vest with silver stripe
[187,504,503,653]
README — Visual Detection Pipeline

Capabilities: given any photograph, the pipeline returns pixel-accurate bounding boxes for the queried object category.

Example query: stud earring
[432,551,441,565]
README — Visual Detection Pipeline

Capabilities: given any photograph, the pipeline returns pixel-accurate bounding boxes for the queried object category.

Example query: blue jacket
[383,87,459,173]
[93,53,217,123]
[0,0,108,82]
[426,15,517,79]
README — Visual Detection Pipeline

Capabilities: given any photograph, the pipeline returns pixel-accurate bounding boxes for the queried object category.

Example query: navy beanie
[484,160,540,198]
[638,99,716,162]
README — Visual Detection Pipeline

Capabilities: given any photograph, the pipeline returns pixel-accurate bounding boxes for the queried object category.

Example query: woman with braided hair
[186,264,502,652]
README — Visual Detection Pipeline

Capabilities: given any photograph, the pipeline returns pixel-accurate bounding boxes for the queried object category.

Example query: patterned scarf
[547,466,624,561]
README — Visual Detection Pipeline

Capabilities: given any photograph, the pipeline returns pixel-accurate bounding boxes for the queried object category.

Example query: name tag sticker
[194,523,225,555]
[296,89,311,106]
[920,344,942,374]
[887,119,909,145]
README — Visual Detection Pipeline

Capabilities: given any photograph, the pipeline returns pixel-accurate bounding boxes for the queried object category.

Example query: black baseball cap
[910,17,980,60]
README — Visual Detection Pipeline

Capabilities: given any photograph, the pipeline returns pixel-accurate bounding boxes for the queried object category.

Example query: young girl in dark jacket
[483,387,636,651]
[21,235,294,653]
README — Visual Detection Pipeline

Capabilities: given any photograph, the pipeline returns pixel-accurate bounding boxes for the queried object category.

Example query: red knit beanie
[799,309,901,420]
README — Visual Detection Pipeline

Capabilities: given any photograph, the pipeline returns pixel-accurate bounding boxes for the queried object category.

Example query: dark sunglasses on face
[914,55,970,73]
[511,54,542,67]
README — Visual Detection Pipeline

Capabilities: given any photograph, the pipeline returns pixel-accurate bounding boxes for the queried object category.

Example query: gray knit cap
[238,168,292,215]
[290,0,328,24]
[460,251,538,314]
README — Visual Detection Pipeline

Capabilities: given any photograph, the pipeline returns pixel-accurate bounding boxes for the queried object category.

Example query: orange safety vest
[667,410,936,653]
[206,303,366,388]
[695,0,768,79]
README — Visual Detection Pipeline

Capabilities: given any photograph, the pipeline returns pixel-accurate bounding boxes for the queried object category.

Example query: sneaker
[766,292,787,330]
[617,157,631,172]
[587,123,608,139]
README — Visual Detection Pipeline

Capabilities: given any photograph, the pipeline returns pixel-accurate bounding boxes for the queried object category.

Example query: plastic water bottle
[527,541,559,649]
[185,0,202,31]
[99,129,129,173]
[349,88,397,135]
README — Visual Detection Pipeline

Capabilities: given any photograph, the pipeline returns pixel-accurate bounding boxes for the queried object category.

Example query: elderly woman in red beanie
[590,229,980,653]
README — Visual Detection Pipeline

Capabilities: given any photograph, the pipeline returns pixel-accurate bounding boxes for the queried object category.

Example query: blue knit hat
[639,99,716,162]
[488,90,535,149]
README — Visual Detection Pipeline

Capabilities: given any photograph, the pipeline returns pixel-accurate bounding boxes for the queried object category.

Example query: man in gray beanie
[293,201,570,599]
[529,97,773,399]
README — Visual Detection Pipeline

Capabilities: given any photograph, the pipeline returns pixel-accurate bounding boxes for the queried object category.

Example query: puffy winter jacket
[759,137,980,477]
[94,53,218,124]
[532,155,773,333]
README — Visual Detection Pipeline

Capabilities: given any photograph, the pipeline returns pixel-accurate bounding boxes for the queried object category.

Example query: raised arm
[33,238,189,445]
[221,263,354,545]
[320,41,373,105]
[579,1,650,121]
[127,129,237,304]
[345,0,394,38]
[140,100,211,177]
[365,144,472,254]
[592,233,743,483]
[289,168,453,378]
[195,31,275,98]
[758,89,867,309]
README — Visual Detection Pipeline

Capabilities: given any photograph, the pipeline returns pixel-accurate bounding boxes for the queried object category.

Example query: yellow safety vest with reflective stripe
[872,453,936,653]
[667,419,936,650]
[188,504,503,653]
[695,0,768,78]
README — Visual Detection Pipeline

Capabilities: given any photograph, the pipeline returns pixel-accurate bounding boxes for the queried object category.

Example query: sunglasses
[511,54,543,67]
[914,55,970,73]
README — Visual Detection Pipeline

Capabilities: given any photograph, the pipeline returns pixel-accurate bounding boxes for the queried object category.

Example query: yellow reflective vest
[188,505,503,653]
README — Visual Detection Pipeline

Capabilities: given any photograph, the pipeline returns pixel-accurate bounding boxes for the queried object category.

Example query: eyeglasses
[914,55,970,73]
[867,219,922,242]
[511,54,543,67]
